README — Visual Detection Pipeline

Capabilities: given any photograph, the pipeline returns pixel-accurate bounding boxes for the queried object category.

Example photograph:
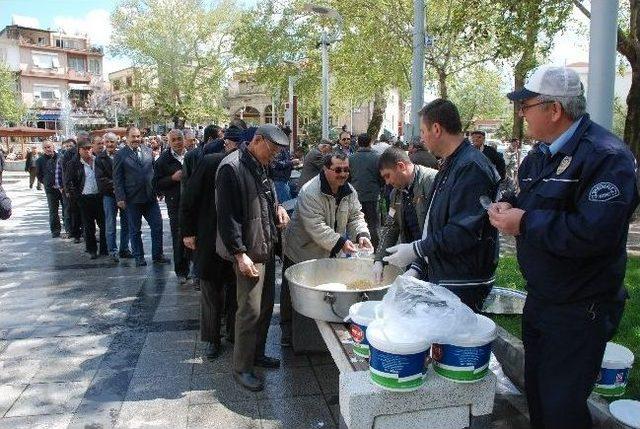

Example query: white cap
[507,65,584,101]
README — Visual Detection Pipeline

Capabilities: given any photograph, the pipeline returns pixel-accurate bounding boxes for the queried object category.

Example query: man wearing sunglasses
[335,131,355,156]
[489,65,639,429]
[216,124,290,392]
[281,152,372,347]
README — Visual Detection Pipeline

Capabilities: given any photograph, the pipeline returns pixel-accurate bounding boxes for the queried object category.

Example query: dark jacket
[64,156,97,200]
[181,153,228,281]
[270,148,294,182]
[153,149,184,208]
[94,151,115,197]
[36,153,58,192]
[0,185,11,219]
[481,145,506,180]
[25,151,36,171]
[215,147,278,263]
[349,147,382,202]
[410,147,439,170]
[113,145,155,204]
[412,140,499,287]
[298,147,325,188]
[507,115,639,304]
[183,146,204,182]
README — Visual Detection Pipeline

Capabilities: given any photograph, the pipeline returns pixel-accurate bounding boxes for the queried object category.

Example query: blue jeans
[274,180,292,203]
[126,200,163,260]
[103,195,130,255]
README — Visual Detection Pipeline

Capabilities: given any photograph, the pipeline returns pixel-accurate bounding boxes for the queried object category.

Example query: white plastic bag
[379,275,477,343]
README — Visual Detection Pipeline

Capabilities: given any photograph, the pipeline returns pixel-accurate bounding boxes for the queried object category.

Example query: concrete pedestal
[339,369,496,429]
[292,310,328,353]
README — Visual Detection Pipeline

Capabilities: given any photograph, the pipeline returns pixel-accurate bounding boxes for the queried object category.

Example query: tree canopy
[0,62,26,124]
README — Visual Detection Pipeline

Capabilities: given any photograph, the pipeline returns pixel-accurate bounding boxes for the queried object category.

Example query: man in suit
[470,130,506,180]
[95,132,132,263]
[113,126,169,267]
[153,129,190,283]
[63,132,107,259]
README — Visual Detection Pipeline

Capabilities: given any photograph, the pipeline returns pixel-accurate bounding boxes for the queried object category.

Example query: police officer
[489,65,639,429]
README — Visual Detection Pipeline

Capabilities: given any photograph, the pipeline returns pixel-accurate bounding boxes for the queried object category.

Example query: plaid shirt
[54,151,64,189]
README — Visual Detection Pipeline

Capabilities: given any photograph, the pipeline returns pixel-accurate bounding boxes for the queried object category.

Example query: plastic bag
[380,275,478,343]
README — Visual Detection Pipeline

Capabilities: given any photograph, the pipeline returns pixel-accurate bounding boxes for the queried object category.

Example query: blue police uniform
[508,114,639,428]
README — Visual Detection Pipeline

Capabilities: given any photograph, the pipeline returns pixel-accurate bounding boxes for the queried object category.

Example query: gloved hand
[383,242,418,267]
[402,268,420,278]
[372,261,384,284]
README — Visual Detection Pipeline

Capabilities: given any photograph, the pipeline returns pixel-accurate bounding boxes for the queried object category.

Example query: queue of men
[30,65,638,429]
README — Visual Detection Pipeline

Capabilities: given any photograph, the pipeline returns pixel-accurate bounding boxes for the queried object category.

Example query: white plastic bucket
[367,319,430,391]
[594,342,634,397]
[345,301,380,358]
[431,314,496,383]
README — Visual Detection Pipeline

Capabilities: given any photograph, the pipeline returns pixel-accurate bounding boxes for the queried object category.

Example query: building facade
[0,23,107,132]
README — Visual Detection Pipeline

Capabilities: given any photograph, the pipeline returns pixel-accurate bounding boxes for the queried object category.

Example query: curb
[492,326,627,429]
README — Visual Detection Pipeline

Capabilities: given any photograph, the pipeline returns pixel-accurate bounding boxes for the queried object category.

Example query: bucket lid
[447,314,497,346]
[610,400,640,429]
[366,319,430,354]
[347,301,381,326]
[604,342,635,366]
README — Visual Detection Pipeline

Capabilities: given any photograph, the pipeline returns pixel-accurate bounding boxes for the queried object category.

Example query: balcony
[18,36,104,56]
[20,66,93,83]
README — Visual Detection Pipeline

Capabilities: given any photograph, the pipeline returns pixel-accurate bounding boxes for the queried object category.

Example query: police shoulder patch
[589,182,620,202]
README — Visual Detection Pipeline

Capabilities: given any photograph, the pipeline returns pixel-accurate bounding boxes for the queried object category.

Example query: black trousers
[167,204,190,277]
[361,200,380,250]
[523,296,625,429]
[279,255,295,338]
[67,194,82,239]
[45,190,62,236]
[77,194,107,254]
[200,257,234,344]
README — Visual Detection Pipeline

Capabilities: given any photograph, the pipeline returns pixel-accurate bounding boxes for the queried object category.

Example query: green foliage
[490,255,640,401]
[613,97,627,140]
[448,67,510,132]
[110,0,238,126]
[0,62,26,124]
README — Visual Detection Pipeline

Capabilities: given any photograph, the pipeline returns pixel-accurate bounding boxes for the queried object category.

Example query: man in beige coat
[280,152,372,345]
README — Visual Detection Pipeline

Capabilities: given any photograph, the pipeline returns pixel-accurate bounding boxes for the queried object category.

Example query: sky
[0,0,592,77]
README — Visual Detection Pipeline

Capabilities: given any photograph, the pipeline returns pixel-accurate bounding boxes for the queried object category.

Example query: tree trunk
[366,92,387,140]
[512,64,526,141]
[625,64,640,158]
[438,71,448,99]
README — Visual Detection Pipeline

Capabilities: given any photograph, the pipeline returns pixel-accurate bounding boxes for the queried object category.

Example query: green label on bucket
[368,347,428,390]
[593,384,626,397]
[353,343,369,358]
[431,343,492,382]
[370,367,426,390]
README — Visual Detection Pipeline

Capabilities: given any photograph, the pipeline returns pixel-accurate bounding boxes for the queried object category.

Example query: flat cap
[255,124,289,147]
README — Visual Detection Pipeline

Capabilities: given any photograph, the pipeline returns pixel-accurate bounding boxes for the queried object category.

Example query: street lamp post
[409,0,425,142]
[304,3,342,141]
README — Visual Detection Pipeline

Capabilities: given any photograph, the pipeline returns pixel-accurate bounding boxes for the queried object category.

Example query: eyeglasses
[518,100,554,114]
[340,137,350,142]
[329,167,350,174]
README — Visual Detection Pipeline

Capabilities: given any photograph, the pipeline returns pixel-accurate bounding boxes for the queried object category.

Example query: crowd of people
[5,65,639,429]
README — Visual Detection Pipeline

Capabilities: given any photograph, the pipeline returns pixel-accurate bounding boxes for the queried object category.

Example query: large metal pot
[285,258,402,322]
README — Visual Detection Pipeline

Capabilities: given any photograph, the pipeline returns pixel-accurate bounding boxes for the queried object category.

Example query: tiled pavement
[0,172,529,429]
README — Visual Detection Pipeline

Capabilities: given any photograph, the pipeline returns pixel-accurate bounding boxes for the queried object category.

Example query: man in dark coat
[36,140,63,237]
[25,146,40,190]
[181,152,234,359]
[470,130,506,180]
[153,129,190,282]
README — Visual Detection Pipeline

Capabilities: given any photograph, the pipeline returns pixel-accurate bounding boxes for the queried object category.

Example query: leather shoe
[135,258,147,267]
[233,371,263,392]
[119,249,134,259]
[204,342,221,359]
[153,256,171,264]
[74,237,81,244]
[254,355,280,369]
[89,252,98,260]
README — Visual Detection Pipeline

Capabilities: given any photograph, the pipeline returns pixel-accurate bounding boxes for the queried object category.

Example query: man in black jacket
[470,130,506,180]
[95,133,131,262]
[25,146,40,190]
[181,152,234,359]
[36,140,63,237]
[384,100,499,311]
[64,132,107,259]
[153,129,190,283]
[216,124,291,391]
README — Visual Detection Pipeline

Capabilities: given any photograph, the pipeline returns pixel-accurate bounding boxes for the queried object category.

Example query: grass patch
[490,255,640,401]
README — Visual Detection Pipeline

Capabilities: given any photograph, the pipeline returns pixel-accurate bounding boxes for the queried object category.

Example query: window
[68,56,86,73]
[88,58,101,75]
[55,39,79,49]
[112,79,122,91]
[32,52,59,69]
[126,76,132,87]
[37,37,46,46]
[33,85,61,100]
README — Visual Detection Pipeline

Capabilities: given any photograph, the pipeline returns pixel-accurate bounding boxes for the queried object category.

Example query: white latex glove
[372,261,384,284]
[382,242,418,267]
[402,268,420,278]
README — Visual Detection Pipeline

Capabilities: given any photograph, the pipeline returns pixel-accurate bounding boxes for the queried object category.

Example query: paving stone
[312,363,339,396]
[55,334,113,356]
[257,367,322,400]
[131,349,194,379]
[31,354,101,383]
[259,395,336,429]
[142,330,197,352]
[67,400,122,429]
[116,397,189,429]
[152,305,199,322]
[0,384,27,417]
[187,401,261,429]
[0,338,59,360]
[0,413,73,429]
[83,369,135,402]
[125,375,191,401]
[192,348,235,375]
[0,359,41,385]
[5,380,89,417]
[188,372,258,405]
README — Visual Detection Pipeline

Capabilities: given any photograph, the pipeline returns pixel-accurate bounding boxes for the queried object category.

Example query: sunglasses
[330,167,350,174]
[340,138,350,142]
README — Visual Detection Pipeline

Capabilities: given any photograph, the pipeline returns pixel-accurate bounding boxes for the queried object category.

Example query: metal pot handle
[324,292,344,320]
